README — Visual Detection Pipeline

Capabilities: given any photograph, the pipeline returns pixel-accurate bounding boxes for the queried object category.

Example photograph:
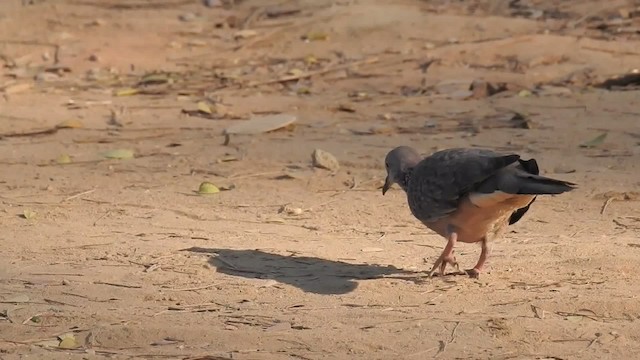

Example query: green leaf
[197,182,220,195]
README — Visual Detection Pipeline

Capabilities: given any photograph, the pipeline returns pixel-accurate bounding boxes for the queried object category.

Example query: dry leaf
[115,88,139,96]
[102,149,134,159]
[302,32,328,41]
[580,133,608,148]
[56,119,84,129]
[58,333,79,349]
[311,149,339,171]
[224,114,296,135]
[22,209,37,220]
[234,29,258,39]
[197,101,212,114]
[139,73,171,85]
[56,154,72,164]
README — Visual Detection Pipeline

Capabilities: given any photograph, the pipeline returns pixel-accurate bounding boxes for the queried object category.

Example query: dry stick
[94,281,142,289]
[600,196,615,215]
[62,189,96,202]
[29,272,84,276]
[435,321,460,358]
[247,57,380,88]
[163,283,218,292]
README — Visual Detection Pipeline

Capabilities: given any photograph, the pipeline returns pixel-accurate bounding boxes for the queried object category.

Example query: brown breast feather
[424,192,536,244]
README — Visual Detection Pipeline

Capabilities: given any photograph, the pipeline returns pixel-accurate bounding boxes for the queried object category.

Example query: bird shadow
[182,247,420,295]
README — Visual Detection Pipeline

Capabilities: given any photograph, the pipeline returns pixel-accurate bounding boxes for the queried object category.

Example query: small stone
[203,0,222,7]
[88,54,99,62]
[178,13,197,22]
[34,72,60,82]
[62,279,71,285]
[312,149,339,172]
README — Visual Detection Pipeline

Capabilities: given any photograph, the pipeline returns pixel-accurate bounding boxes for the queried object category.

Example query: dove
[382,146,576,278]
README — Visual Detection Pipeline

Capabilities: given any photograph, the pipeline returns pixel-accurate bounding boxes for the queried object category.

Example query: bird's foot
[465,268,481,279]
[427,255,460,277]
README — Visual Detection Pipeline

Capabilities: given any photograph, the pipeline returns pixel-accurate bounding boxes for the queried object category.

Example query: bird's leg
[467,237,491,279]
[428,230,461,277]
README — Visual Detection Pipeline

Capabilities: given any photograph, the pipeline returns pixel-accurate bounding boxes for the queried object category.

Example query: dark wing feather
[406,148,520,222]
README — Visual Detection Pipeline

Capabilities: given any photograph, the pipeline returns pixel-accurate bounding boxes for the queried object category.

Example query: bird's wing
[468,157,576,225]
[407,148,520,222]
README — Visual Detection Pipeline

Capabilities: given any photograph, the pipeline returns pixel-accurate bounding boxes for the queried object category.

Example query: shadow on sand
[183,247,419,295]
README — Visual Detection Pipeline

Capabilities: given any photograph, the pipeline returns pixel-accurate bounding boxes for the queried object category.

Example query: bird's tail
[515,174,576,195]
[514,158,576,195]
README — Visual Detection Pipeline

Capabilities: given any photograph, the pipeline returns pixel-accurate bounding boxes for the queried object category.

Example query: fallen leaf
[234,29,258,39]
[311,149,339,171]
[139,73,172,86]
[265,218,285,224]
[278,205,303,215]
[102,149,134,159]
[336,104,355,112]
[115,88,139,96]
[224,113,297,135]
[198,182,220,195]
[288,68,305,77]
[58,333,79,349]
[580,133,608,148]
[56,154,72,164]
[22,209,37,220]
[518,89,532,97]
[302,32,328,41]
[56,119,84,129]
[197,101,212,114]
[151,337,183,346]
[304,55,318,65]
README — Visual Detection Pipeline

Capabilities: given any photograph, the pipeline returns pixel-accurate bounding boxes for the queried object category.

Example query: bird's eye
[385,162,389,168]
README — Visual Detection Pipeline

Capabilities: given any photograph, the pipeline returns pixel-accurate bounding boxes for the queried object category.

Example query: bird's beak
[382,176,391,195]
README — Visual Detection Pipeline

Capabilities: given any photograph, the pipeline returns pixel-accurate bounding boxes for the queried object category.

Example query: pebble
[312,149,340,172]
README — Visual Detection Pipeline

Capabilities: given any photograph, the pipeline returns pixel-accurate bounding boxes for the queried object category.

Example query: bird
[382,146,576,278]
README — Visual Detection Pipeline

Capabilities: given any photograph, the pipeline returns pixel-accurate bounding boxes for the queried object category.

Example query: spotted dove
[382,146,576,278]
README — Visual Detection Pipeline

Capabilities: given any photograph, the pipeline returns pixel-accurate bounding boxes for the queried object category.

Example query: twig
[94,281,142,289]
[247,57,379,87]
[44,298,79,307]
[0,127,59,138]
[163,283,218,292]
[22,313,44,325]
[62,189,96,202]
[29,272,84,276]
[228,171,284,180]
[600,196,615,215]
[434,321,460,357]
[93,210,111,226]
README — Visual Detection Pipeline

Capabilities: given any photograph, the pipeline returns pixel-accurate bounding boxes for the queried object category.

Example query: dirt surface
[1,0,640,359]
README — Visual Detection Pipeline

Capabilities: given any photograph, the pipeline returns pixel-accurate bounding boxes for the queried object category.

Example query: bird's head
[382,146,421,195]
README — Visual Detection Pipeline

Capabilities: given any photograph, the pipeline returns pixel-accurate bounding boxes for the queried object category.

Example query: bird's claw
[427,256,460,277]
[465,268,481,279]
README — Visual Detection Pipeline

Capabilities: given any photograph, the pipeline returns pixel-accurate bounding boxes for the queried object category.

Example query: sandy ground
[1,0,640,359]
